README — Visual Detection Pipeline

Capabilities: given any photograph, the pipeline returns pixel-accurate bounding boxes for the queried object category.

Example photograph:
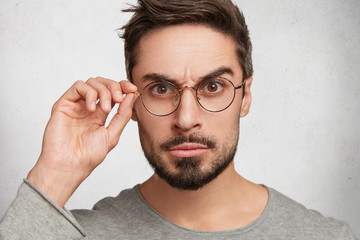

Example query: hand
[27,77,138,208]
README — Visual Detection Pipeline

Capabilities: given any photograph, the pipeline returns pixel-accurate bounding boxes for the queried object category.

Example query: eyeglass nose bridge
[177,85,201,102]
[178,85,197,93]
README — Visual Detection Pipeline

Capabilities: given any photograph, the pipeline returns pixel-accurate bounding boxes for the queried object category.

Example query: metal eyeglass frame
[139,78,246,117]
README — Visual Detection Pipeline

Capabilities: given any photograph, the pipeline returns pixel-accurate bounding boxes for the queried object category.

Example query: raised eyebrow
[201,67,234,81]
[142,67,234,85]
[142,73,178,85]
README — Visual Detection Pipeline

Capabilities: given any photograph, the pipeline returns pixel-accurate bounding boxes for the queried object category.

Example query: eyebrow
[143,73,177,85]
[201,67,234,81]
[142,67,234,85]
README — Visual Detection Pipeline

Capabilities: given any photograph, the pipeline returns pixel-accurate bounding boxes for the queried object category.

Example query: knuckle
[109,82,120,90]
[87,88,96,98]
[51,100,60,114]
[120,80,129,86]
[99,91,111,100]
[86,77,95,84]
[74,80,84,87]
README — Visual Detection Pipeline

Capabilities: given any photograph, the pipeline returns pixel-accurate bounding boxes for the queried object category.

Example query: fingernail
[105,100,111,110]
[132,92,139,102]
[115,91,123,101]
[91,102,96,111]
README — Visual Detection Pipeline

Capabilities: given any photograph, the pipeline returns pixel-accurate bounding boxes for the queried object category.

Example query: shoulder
[71,185,141,217]
[70,186,148,236]
[263,187,357,239]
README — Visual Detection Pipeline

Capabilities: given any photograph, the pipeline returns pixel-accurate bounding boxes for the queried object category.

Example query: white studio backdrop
[0,0,359,236]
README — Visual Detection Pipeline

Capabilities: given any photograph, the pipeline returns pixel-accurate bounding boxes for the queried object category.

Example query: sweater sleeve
[0,179,86,240]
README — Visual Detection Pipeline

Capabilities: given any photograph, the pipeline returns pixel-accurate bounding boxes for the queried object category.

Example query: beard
[138,126,239,191]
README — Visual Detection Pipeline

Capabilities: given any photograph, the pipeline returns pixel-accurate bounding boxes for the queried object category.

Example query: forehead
[131,24,242,85]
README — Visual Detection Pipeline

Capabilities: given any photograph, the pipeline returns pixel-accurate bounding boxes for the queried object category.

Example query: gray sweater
[0,180,358,240]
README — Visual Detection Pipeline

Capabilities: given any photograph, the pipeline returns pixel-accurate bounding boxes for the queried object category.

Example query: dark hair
[120,0,253,82]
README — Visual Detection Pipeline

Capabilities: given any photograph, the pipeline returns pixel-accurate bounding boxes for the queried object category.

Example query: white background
[1,0,359,236]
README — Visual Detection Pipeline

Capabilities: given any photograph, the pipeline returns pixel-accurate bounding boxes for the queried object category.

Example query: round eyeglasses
[139,77,245,116]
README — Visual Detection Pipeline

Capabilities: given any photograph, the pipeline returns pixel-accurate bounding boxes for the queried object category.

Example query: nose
[172,87,202,132]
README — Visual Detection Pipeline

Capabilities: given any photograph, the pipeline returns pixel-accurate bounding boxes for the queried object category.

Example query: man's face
[131,24,252,190]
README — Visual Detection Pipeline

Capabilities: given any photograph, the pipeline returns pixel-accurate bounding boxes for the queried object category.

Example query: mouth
[168,142,209,158]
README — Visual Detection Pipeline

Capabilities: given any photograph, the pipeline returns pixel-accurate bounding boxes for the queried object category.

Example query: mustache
[160,133,216,150]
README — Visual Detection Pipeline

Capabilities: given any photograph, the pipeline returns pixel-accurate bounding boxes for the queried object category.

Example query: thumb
[106,93,138,150]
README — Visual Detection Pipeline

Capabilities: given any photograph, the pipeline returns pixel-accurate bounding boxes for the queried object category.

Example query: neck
[139,162,268,231]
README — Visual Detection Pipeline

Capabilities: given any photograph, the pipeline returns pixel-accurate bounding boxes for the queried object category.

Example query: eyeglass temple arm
[234,80,246,98]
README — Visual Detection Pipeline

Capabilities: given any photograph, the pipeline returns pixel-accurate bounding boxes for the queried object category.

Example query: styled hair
[120,0,253,82]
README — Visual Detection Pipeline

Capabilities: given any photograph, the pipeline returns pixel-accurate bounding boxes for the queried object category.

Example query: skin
[27,78,138,207]
[132,24,268,231]
[27,24,268,231]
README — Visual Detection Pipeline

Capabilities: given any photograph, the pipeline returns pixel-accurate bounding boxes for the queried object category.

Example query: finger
[108,80,137,104]
[89,77,125,103]
[87,77,135,106]
[106,92,139,150]
[108,81,124,103]
[86,78,112,113]
[119,80,137,94]
[104,80,138,104]
[59,80,98,112]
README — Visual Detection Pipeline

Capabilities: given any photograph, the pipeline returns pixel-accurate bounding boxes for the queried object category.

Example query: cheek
[134,102,172,142]
[207,98,241,128]
[205,113,239,138]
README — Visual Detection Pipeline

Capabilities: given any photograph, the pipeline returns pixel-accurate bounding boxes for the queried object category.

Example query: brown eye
[150,83,169,95]
[207,83,218,92]
[201,80,224,95]
[157,85,167,94]
[149,82,176,97]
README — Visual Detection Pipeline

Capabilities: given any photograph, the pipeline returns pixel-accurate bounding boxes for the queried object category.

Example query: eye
[201,80,224,95]
[149,82,175,96]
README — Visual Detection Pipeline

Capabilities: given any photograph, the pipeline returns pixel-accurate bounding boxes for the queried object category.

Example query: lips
[168,142,209,158]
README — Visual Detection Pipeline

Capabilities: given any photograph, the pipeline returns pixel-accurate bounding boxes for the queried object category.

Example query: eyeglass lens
[141,78,237,116]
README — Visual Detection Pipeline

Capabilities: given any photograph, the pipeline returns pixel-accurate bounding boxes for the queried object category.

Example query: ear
[240,76,253,118]
[131,104,138,122]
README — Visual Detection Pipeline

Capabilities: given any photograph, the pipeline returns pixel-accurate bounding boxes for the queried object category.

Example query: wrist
[27,162,84,208]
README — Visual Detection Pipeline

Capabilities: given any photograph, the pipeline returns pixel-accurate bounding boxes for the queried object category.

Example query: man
[0,0,358,239]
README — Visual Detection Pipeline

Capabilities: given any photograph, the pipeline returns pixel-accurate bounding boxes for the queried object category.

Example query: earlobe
[131,107,138,122]
[240,76,253,117]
